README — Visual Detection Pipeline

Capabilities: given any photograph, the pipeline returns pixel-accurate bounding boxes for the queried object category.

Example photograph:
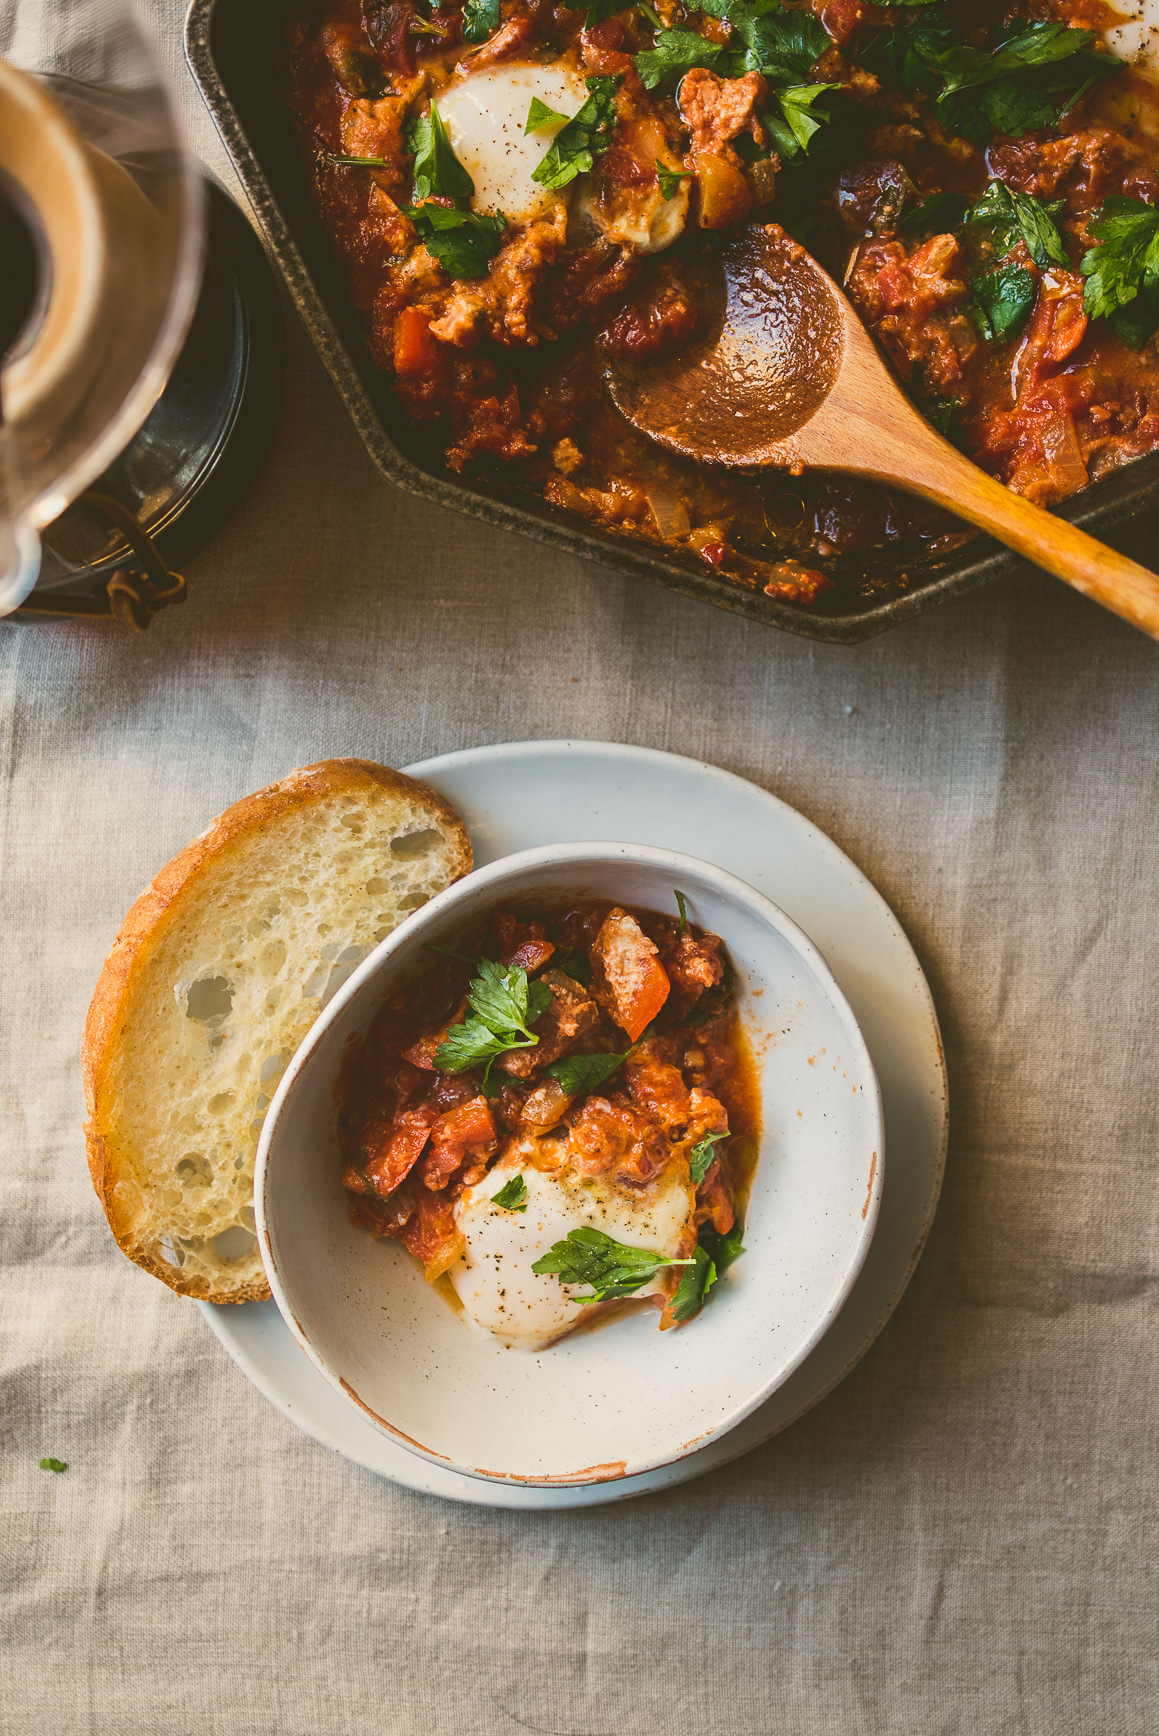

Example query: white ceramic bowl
[255,843,884,1486]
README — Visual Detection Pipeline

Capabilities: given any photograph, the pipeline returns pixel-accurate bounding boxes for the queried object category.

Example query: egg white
[450,1140,695,1350]
[437,63,589,225]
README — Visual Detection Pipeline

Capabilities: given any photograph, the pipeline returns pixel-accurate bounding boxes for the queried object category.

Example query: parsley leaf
[434,959,552,1078]
[669,1243,717,1322]
[526,96,570,133]
[928,21,1119,140]
[434,1014,520,1076]
[701,1216,745,1274]
[403,203,507,278]
[968,261,1036,341]
[531,1226,692,1302]
[469,956,553,1036]
[545,1051,629,1094]
[674,889,689,934]
[700,0,830,84]
[635,27,723,91]
[899,191,969,235]
[656,164,687,200]
[408,100,475,202]
[968,179,1066,270]
[764,82,839,160]
[1110,284,1159,350]
[689,1129,729,1186]
[532,75,621,190]
[40,1457,68,1472]
[1081,196,1159,331]
[461,0,500,41]
[550,947,592,987]
[491,1174,528,1211]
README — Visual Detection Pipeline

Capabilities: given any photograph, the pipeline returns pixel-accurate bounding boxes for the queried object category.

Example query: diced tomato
[592,908,671,1040]
[393,306,446,378]
[418,1095,499,1190]
[401,1188,466,1279]
[436,1095,498,1150]
[360,1106,437,1196]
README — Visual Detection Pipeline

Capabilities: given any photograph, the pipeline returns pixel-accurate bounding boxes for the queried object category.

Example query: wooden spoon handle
[878,432,1159,639]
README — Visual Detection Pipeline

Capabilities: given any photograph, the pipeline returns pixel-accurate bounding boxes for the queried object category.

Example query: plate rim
[200,738,948,1507]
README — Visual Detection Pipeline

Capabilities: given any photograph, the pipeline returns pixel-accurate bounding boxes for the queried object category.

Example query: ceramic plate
[200,740,947,1507]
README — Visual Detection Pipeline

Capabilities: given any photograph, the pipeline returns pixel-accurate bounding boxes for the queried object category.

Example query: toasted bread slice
[83,759,471,1303]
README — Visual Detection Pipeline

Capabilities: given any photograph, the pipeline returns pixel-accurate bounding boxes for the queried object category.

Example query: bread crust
[83,758,472,1303]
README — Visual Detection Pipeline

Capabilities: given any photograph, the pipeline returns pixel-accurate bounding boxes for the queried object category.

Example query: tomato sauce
[338,898,758,1296]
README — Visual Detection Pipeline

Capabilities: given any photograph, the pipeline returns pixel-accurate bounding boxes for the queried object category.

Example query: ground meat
[445,379,538,470]
[678,69,767,160]
[564,1094,672,1186]
[495,969,602,1077]
[430,208,568,348]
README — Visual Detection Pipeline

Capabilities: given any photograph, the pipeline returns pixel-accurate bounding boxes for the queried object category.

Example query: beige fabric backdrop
[2,5,1157,1732]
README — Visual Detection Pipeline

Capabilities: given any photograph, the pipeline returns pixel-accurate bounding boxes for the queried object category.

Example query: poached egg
[450,1139,695,1350]
[438,63,589,225]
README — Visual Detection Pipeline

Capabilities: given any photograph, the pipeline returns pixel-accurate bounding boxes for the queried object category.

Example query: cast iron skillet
[184,0,1159,642]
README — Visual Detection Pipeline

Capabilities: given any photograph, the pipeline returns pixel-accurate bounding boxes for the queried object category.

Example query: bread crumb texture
[83,761,471,1303]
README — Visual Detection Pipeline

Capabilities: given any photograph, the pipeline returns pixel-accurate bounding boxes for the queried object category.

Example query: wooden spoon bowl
[606,224,1159,639]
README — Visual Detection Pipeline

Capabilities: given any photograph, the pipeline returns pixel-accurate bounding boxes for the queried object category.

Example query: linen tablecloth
[2,4,1157,1730]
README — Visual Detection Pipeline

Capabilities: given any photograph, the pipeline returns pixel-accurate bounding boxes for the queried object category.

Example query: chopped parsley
[549,946,591,986]
[968,260,1036,341]
[408,101,475,202]
[700,0,830,84]
[765,82,840,161]
[953,180,1069,344]
[434,958,553,1081]
[545,1050,629,1094]
[1081,196,1159,348]
[531,1226,692,1303]
[635,27,723,91]
[402,202,507,278]
[532,75,622,191]
[701,1215,745,1274]
[461,0,500,42]
[656,164,687,200]
[968,179,1067,270]
[692,0,834,157]
[490,1174,528,1211]
[404,99,506,278]
[40,1458,67,1472]
[688,1129,729,1186]
[870,17,1120,142]
[899,191,969,236]
[669,1243,717,1322]
[525,96,570,134]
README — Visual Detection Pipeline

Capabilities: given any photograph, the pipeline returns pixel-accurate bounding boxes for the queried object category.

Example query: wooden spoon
[605,224,1159,638]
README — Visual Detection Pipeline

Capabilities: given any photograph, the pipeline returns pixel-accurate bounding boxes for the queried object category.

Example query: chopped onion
[645,486,692,541]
